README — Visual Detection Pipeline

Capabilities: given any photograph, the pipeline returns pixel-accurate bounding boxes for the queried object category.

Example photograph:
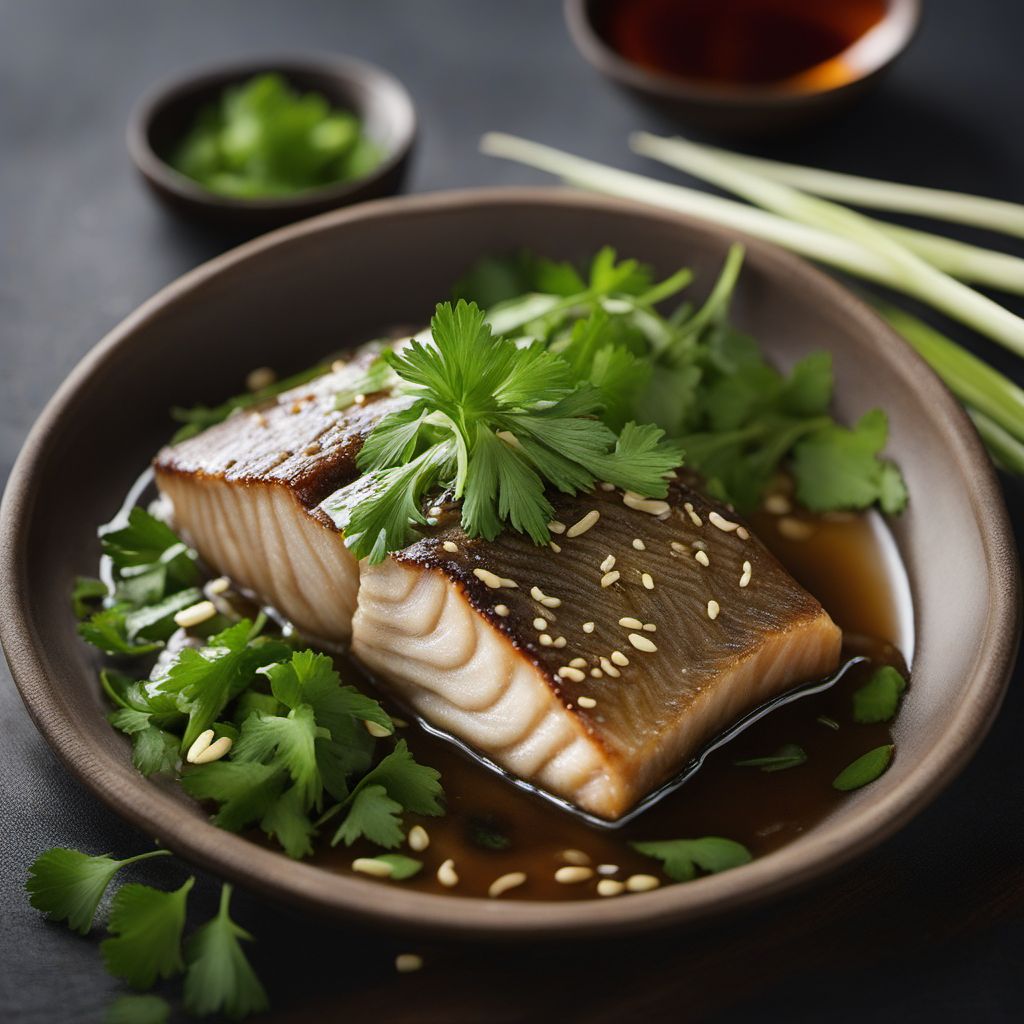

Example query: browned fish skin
[154,369,842,819]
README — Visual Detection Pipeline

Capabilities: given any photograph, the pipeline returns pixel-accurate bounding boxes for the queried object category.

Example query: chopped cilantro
[630,837,753,882]
[105,995,170,1024]
[852,666,908,724]
[832,744,895,791]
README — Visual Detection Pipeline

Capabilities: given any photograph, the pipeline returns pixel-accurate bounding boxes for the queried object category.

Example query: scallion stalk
[693,146,1024,240]
[630,133,1024,358]
[970,411,1024,474]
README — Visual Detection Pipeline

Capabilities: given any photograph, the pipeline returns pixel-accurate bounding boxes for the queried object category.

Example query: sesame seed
[764,494,792,515]
[303,442,322,456]
[246,366,276,391]
[531,586,561,608]
[778,517,815,540]
[625,874,661,892]
[632,538,646,551]
[619,617,643,629]
[251,412,268,428]
[533,617,548,630]
[684,502,702,527]
[548,520,566,535]
[707,600,721,620]
[205,576,230,596]
[488,872,526,898]
[642,623,657,632]
[427,504,442,516]
[740,561,752,588]
[408,825,430,852]
[582,621,595,633]
[695,550,710,567]
[567,510,600,538]
[553,636,567,648]
[494,604,510,617]
[539,634,553,646]
[600,570,621,588]
[353,393,367,405]
[186,729,215,764]
[569,657,588,669]
[558,666,586,682]
[599,481,616,492]
[364,720,392,738]
[628,633,658,653]
[597,879,625,897]
[561,849,592,865]
[289,402,303,415]
[395,953,423,974]
[709,511,740,533]
[549,541,562,553]
[590,668,603,678]
[736,527,750,540]
[174,600,217,629]
[473,568,516,589]
[577,696,597,709]
[600,554,616,573]
[610,650,630,667]
[555,866,594,883]
[623,491,670,515]
[641,572,654,590]
[437,859,459,887]
[331,359,348,372]
[442,540,458,553]
[599,657,620,678]
[353,858,393,878]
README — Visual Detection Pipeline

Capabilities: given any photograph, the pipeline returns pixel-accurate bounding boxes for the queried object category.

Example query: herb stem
[970,410,1024,474]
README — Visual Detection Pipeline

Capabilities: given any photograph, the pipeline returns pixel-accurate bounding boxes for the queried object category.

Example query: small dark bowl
[128,55,416,232]
[564,0,922,137]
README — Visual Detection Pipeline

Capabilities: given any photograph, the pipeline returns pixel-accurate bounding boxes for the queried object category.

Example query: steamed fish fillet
[154,367,842,820]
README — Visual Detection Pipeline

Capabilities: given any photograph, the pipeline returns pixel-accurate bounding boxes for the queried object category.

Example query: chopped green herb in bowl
[169,73,382,198]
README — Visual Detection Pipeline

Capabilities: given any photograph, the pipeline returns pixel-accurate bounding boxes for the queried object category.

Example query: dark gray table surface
[2,1,1022,1021]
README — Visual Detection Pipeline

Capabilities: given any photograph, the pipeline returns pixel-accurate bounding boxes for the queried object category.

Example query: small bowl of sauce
[564,0,921,136]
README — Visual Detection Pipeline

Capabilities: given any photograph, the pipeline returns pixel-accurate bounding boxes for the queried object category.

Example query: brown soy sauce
[311,502,911,901]
[595,0,887,90]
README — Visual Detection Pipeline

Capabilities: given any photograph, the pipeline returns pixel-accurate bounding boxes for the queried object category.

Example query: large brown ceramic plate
[0,189,1018,939]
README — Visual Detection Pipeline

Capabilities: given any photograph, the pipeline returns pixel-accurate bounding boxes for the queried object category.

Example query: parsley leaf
[332,784,404,848]
[79,609,164,657]
[26,848,171,934]
[101,878,194,989]
[72,576,108,619]
[101,508,199,596]
[852,666,908,724]
[630,837,753,882]
[183,884,268,1021]
[105,995,170,1024]
[108,708,181,777]
[833,744,895,791]
[734,743,808,772]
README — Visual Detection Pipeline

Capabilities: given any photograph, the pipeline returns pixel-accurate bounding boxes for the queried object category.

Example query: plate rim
[2,186,1019,938]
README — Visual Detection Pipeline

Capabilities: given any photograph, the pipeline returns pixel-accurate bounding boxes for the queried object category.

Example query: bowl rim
[125,52,417,213]
[1,187,1018,939]
[563,0,923,108]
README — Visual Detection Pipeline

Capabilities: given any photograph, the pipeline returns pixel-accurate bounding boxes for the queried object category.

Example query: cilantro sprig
[323,299,683,562]
[630,837,753,882]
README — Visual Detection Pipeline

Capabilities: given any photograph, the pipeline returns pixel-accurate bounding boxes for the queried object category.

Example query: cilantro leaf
[734,743,807,772]
[332,784,405,848]
[833,744,895,791]
[792,410,908,514]
[101,508,199,596]
[259,785,318,859]
[105,995,170,1024]
[101,878,193,989]
[183,885,268,1021]
[109,708,181,777]
[26,848,170,934]
[79,608,164,657]
[326,300,685,561]
[370,854,423,880]
[630,837,752,882]
[181,760,286,833]
[852,666,907,724]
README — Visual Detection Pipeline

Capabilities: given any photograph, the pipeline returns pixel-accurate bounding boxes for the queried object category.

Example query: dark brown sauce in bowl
[305,501,911,902]
[595,0,888,91]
